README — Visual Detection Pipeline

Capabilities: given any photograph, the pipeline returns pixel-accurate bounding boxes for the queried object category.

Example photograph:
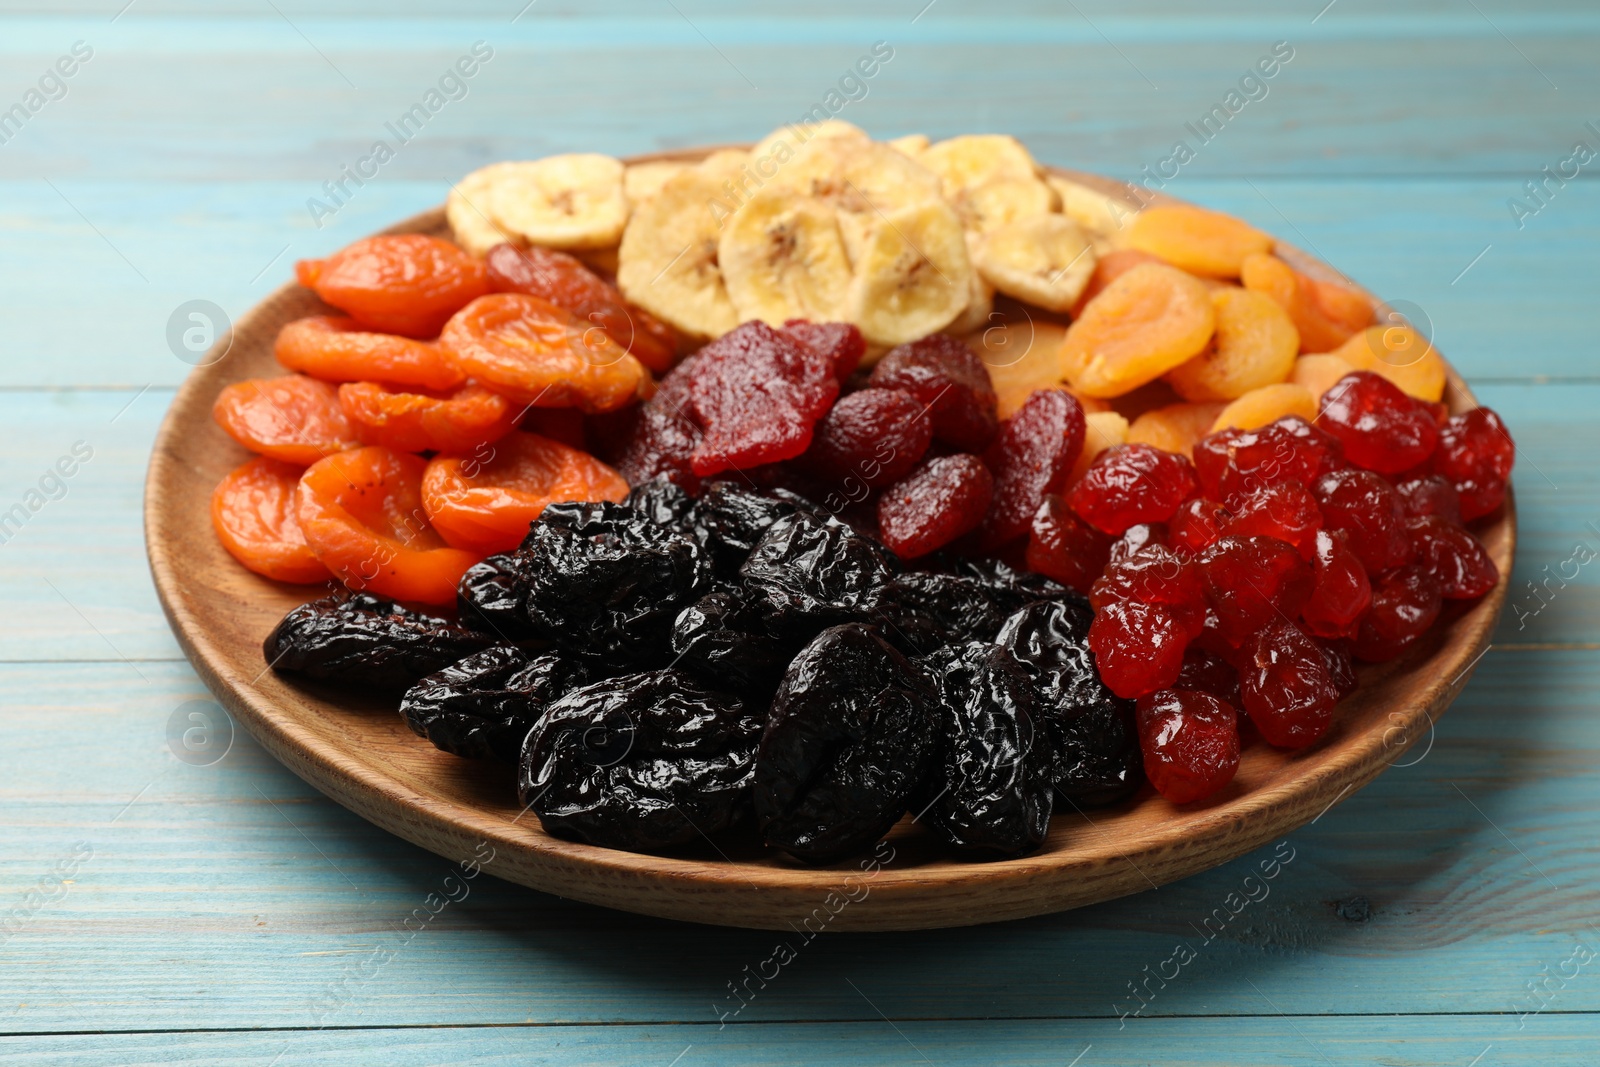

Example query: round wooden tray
[145,151,1514,932]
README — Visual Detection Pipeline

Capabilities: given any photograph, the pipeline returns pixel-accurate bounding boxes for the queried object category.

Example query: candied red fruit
[1176,649,1242,707]
[1110,523,1165,563]
[1090,545,1206,620]
[783,320,866,381]
[1025,494,1112,594]
[877,454,993,559]
[1313,468,1414,574]
[1199,535,1313,646]
[1193,416,1342,510]
[1068,443,1198,536]
[1227,481,1323,559]
[1319,639,1358,700]
[1137,689,1240,804]
[977,389,1086,551]
[1434,408,1515,521]
[1087,599,1191,699]
[1169,498,1228,556]
[1300,529,1371,639]
[1240,621,1339,748]
[1395,475,1462,525]
[868,333,999,450]
[1353,564,1443,663]
[1409,517,1498,600]
[688,321,839,477]
[1317,371,1439,475]
[807,388,931,488]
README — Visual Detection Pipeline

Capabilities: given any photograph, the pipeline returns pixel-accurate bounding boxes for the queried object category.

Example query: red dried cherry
[807,388,931,488]
[977,389,1086,550]
[1395,475,1462,525]
[877,454,993,559]
[1193,416,1343,510]
[1313,468,1414,574]
[1227,481,1323,559]
[1240,621,1339,748]
[1176,649,1242,707]
[688,321,839,477]
[868,333,999,450]
[1319,638,1358,700]
[1169,498,1229,556]
[1087,599,1191,699]
[1136,689,1241,804]
[1433,408,1515,521]
[1109,522,1166,563]
[1409,517,1498,600]
[1317,371,1439,475]
[783,320,866,381]
[1025,494,1111,594]
[1356,564,1443,657]
[1090,545,1206,618]
[1199,535,1314,646]
[1300,529,1371,639]
[1068,443,1198,536]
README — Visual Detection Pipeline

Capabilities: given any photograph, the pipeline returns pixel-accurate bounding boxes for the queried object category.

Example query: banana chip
[490,153,628,251]
[616,156,742,340]
[751,119,868,165]
[973,214,1097,313]
[920,134,1040,199]
[886,133,931,158]
[956,176,1058,236]
[720,188,853,325]
[447,162,521,257]
[846,200,973,347]
[624,160,692,207]
[1047,174,1139,252]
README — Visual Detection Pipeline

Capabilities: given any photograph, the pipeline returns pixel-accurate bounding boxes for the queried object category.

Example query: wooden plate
[145,150,1514,932]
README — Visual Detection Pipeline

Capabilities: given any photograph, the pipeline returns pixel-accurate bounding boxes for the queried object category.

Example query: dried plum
[741,512,896,632]
[518,669,758,852]
[624,476,698,531]
[401,645,589,763]
[693,480,817,575]
[921,642,1053,856]
[457,554,539,641]
[670,589,797,697]
[265,593,493,692]
[871,571,1039,655]
[755,624,937,863]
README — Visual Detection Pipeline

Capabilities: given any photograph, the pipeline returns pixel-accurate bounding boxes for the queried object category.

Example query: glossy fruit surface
[297,234,489,339]
[1136,689,1240,804]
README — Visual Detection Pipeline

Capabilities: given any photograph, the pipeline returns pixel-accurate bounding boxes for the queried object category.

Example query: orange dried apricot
[422,432,629,555]
[1166,287,1299,401]
[1330,324,1447,402]
[965,319,1097,419]
[296,235,489,339]
[296,446,478,604]
[1065,410,1130,487]
[275,315,464,391]
[338,382,518,455]
[1309,277,1375,335]
[1126,204,1273,279]
[440,293,651,413]
[211,457,331,584]
[1062,263,1216,398]
[1126,401,1228,458]
[1209,382,1317,432]
[1069,249,1167,317]
[1239,253,1356,353]
[213,375,359,466]
[1289,353,1358,402]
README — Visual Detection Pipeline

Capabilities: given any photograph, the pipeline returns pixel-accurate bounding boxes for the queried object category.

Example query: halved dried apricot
[1330,324,1447,402]
[422,431,629,554]
[1127,204,1273,279]
[213,375,359,465]
[1209,382,1317,432]
[1167,287,1299,401]
[1069,249,1167,318]
[211,457,331,583]
[296,235,489,339]
[440,293,651,413]
[1062,262,1216,398]
[338,382,518,455]
[275,315,464,391]
[965,319,1087,419]
[296,446,478,604]
[1309,277,1375,335]
[1239,253,1356,354]
[1126,401,1228,458]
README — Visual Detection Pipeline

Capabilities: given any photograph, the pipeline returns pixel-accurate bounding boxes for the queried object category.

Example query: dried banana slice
[919,134,1040,199]
[624,160,692,207]
[1047,175,1138,252]
[831,143,943,267]
[973,214,1097,313]
[947,268,996,336]
[846,200,973,347]
[490,153,628,251]
[751,119,868,165]
[886,133,931,157]
[447,162,521,257]
[719,187,853,325]
[955,176,1058,236]
[616,156,742,340]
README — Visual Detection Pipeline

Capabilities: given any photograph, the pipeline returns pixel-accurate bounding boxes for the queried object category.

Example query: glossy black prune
[624,476,698,531]
[955,557,1085,608]
[264,593,493,693]
[692,480,817,576]
[457,554,539,641]
[755,623,937,863]
[401,645,590,763]
[996,600,1143,806]
[921,642,1053,856]
[517,500,713,664]
[518,669,758,852]
[670,589,797,697]
[741,512,897,632]
[872,571,1041,655]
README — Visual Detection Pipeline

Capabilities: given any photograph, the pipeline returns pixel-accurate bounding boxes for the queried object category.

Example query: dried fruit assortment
[211,123,1510,867]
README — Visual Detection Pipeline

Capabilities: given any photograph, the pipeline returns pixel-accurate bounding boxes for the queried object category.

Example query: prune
[1318,372,1438,475]
[1026,494,1113,594]
[624,476,698,531]
[1313,468,1414,573]
[741,511,896,631]
[1410,516,1498,599]
[755,624,938,862]
[671,589,796,696]
[1069,443,1198,535]
[955,556,1083,606]
[517,501,712,663]
[1136,689,1240,804]
[921,643,1053,856]
[1240,621,1339,748]
[1227,481,1322,559]
[1300,529,1371,640]
[996,601,1142,806]
[519,669,759,852]
[783,319,865,381]
[979,390,1087,550]
[877,454,994,559]
[265,593,493,692]
[1087,599,1191,699]
[868,332,999,450]
[1193,416,1343,510]
[1434,408,1515,520]
[871,570,1039,654]
[401,645,589,763]
[693,480,816,575]
[807,388,932,487]
[456,553,539,641]
[688,321,839,476]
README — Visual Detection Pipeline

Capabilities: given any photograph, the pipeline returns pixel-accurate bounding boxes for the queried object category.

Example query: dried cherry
[1026,494,1114,594]
[1300,529,1372,639]
[1317,371,1438,475]
[1198,535,1313,646]
[1239,621,1339,748]
[868,333,999,450]
[877,454,994,559]
[1313,468,1414,574]
[1136,689,1240,804]
[1433,408,1515,520]
[1409,516,1498,599]
[1068,443,1197,536]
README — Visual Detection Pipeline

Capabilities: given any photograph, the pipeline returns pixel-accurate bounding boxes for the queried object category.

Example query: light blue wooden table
[2,2,1597,1063]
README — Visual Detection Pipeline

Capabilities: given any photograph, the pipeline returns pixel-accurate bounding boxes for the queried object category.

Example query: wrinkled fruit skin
[1087,599,1191,699]
[877,454,994,559]
[519,669,759,853]
[1409,516,1499,599]
[1199,536,1313,647]
[1136,689,1240,804]
[670,589,798,699]
[1434,408,1515,520]
[1240,621,1339,748]
[868,333,999,450]
[874,567,1061,655]
[741,512,897,632]
[402,645,589,763]
[1353,564,1443,662]
[689,321,839,476]
[1395,475,1462,525]
[1317,371,1438,475]
[1027,494,1114,594]
[1193,416,1343,510]
[457,554,542,641]
[1227,481,1323,559]
[783,319,866,381]
[1069,443,1197,536]
[692,480,815,577]
[755,624,938,863]
[266,593,492,693]
[1300,529,1371,639]
[921,642,1053,856]
[807,388,932,488]
[979,389,1087,550]
[1313,468,1414,574]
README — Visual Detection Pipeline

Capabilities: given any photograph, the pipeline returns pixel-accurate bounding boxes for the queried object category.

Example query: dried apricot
[1062,263,1216,398]
[1289,353,1358,402]
[211,457,330,583]
[1309,277,1374,335]
[440,293,651,413]
[1329,325,1447,403]
[1126,204,1273,279]
[338,382,518,455]
[1209,383,1317,432]
[213,375,359,465]
[296,235,489,339]
[1166,288,1298,401]
[1239,253,1355,354]
[296,446,478,604]
[1065,410,1130,487]
[274,315,464,391]
[422,432,629,555]
[1126,401,1227,458]
[1070,249,1167,317]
